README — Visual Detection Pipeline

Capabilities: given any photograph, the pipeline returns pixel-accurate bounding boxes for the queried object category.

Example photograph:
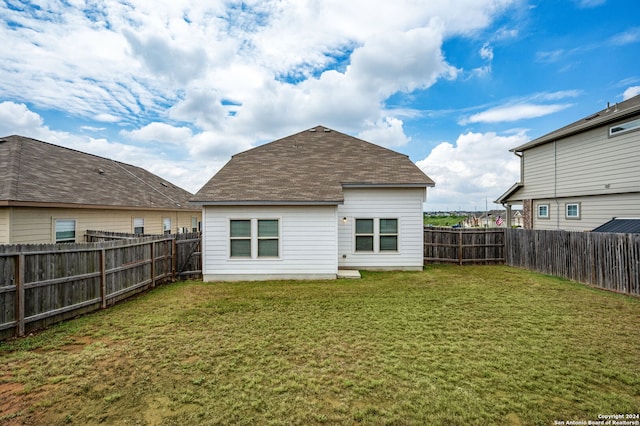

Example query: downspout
[554,140,560,230]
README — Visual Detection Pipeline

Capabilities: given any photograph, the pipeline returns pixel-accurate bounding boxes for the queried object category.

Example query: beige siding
[532,193,640,231]
[515,123,640,201]
[516,143,556,200]
[0,208,8,244]
[6,207,201,244]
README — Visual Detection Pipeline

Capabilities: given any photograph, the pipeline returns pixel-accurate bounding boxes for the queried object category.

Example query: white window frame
[354,218,399,253]
[537,204,550,219]
[163,217,171,235]
[191,216,198,232]
[609,118,640,137]
[229,218,281,260]
[565,203,581,220]
[54,218,76,243]
[133,218,144,235]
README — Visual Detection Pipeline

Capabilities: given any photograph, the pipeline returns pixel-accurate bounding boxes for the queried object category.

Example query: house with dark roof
[496,94,640,231]
[191,126,435,281]
[0,135,201,244]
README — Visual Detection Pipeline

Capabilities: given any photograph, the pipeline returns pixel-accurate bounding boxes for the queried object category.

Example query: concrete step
[337,270,361,279]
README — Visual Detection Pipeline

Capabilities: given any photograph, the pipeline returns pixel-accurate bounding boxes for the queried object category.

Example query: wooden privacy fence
[0,231,201,340]
[505,228,640,297]
[424,227,505,265]
[85,230,202,278]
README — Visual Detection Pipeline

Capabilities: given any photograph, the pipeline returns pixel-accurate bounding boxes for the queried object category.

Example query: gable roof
[0,135,197,210]
[511,94,640,153]
[592,218,640,233]
[192,126,434,205]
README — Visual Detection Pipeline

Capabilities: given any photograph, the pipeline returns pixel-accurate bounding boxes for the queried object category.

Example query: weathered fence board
[504,229,640,297]
[424,227,505,265]
[0,235,184,340]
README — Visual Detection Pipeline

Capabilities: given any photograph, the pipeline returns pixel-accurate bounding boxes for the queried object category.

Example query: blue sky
[1,0,639,211]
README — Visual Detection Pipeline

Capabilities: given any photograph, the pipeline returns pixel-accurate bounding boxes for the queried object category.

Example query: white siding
[533,193,640,231]
[202,205,338,281]
[337,188,426,270]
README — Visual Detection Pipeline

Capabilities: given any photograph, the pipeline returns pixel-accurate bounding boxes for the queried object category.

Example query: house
[191,126,435,281]
[496,94,640,231]
[0,135,201,244]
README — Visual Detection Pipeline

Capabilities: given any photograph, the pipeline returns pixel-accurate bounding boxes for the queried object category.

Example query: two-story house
[496,94,640,231]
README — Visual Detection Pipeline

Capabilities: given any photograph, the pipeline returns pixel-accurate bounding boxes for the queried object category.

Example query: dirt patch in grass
[1,265,639,425]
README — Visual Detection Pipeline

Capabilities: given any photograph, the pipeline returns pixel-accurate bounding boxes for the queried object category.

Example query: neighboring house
[0,135,201,244]
[496,94,640,231]
[191,126,435,281]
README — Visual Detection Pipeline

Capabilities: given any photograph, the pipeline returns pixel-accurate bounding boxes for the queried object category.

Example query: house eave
[511,103,640,153]
[341,183,435,189]
[0,200,200,211]
[191,200,343,207]
[494,182,524,204]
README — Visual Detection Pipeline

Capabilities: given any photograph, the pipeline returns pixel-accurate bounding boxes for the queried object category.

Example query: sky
[1,0,639,212]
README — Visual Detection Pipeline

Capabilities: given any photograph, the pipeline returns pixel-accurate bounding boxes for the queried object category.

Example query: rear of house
[192,126,434,281]
[0,135,201,244]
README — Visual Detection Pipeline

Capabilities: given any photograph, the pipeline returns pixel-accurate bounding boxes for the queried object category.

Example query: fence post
[150,241,156,288]
[15,254,25,337]
[100,249,107,309]
[458,230,463,266]
[171,238,177,280]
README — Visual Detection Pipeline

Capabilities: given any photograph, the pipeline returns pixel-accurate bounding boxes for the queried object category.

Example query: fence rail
[424,227,505,265]
[0,231,201,340]
[505,228,640,297]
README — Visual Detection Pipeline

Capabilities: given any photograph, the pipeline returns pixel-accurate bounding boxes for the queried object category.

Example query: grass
[424,215,466,227]
[1,265,639,425]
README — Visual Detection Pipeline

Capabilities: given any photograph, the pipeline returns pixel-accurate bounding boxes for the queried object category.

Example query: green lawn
[1,265,639,425]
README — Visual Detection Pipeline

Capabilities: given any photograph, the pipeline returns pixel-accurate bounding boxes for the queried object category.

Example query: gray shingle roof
[192,126,434,204]
[511,94,640,152]
[0,135,197,210]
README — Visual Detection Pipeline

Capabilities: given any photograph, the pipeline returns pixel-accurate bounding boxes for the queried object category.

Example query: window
[55,219,76,243]
[355,218,399,252]
[355,219,374,252]
[191,217,198,232]
[258,220,279,257]
[379,219,398,251]
[610,118,640,137]
[133,218,144,235]
[566,203,581,219]
[163,218,171,235]
[537,204,549,219]
[230,220,251,257]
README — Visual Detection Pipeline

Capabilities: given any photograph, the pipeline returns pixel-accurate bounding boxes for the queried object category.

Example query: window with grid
[355,219,374,252]
[566,203,581,219]
[230,220,251,257]
[379,219,398,251]
[163,218,171,235]
[537,204,549,219]
[258,219,279,257]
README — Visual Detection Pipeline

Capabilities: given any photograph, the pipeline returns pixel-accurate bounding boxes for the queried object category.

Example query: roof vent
[585,113,599,121]
[323,128,331,132]
[614,103,618,112]
[161,182,168,187]
[98,169,105,175]
[309,128,316,132]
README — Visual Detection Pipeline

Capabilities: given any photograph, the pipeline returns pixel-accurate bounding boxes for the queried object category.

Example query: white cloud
[416,131,529,211]
[479,43,494,61]
[574,0,606,8]
[623,86,640,100]
[357,118,410,147]
[460,103,572,124]
[94,113,121,123]
[121,122,193,144]
[0,101,44,136]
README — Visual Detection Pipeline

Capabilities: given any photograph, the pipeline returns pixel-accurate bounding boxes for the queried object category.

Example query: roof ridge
[110,160,183,207]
